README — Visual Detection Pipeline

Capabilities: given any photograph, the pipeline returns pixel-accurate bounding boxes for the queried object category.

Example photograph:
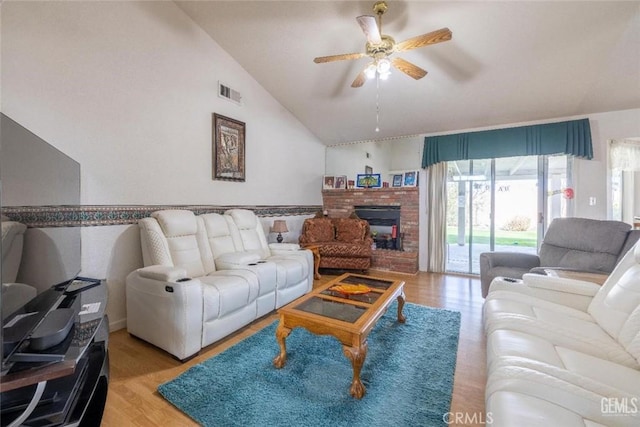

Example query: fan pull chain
[375,74,380,132]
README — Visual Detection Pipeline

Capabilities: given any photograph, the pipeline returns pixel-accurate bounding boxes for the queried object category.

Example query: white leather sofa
[126,209,313,361]
[483,241,640,426]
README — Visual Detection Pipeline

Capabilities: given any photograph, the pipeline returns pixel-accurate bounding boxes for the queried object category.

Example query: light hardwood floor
[102,271,487,426]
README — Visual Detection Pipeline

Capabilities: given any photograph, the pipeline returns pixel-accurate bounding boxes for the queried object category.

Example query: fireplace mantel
[322,187,419,273]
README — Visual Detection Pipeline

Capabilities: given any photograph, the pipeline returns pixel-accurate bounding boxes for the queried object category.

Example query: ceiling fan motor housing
[366,35,395,57]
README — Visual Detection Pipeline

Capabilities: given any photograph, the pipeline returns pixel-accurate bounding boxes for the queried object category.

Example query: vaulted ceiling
[176,1,640,145]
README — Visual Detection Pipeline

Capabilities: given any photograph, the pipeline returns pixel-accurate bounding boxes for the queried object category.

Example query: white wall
[388,136,423,172]
[1,1,325,330]
[325,141,391,182]
[2,1,325,205]
[326,138,422,184]
[583,109,640,219]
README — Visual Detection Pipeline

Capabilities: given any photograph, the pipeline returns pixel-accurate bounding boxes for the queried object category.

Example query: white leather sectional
[483,241,640,426]
[126,209,313,360]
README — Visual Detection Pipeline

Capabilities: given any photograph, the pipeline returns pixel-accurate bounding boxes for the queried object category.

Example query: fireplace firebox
[354,205,402,251]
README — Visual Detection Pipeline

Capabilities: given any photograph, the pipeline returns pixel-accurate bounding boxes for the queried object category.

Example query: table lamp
[271,220,289,243]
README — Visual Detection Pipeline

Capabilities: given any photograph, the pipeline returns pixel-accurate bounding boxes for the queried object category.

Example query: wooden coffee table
[273,273,406,399]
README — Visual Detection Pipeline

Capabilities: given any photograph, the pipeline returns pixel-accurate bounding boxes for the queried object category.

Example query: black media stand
[1,279,109,426]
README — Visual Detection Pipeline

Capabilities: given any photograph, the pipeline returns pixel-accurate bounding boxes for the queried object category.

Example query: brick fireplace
[322,187,419,274]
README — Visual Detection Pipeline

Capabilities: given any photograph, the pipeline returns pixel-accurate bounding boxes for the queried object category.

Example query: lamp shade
[271,220,289,234]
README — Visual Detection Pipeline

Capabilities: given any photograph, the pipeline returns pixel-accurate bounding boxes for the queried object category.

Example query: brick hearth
[322,187,419,274]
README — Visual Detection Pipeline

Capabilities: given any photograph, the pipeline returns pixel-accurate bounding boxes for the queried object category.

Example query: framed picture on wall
[334,175,347,189]
[403,171,418,187]
[392,174,403,187]
[323,176,336,189]
[365,165,373,174]
[213,114,246,182]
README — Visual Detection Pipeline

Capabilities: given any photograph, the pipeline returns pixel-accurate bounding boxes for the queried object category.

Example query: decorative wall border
[2,205,323,228]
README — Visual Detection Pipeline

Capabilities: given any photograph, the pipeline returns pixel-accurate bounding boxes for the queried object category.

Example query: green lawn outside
[446,226,537,247]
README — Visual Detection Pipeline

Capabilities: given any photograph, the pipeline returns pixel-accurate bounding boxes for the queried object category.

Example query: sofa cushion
[318,241,371,258]
[268,256,307,289]
[148,210,206,278]
[320,256,371,270]
[588,243,640,348]
[153,210,198,237]
[301,218,334,243]
[333,218,367,243]
[619,230,640,264]
[201,271,259,319]
[224,209,270,258]
[539,218,630,273]
[200,213,239,256]
[484,293,594,325]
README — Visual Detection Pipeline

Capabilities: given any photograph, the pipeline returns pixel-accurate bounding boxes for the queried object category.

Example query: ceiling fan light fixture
[364,63,377,79]
[379,69,391,80]
[377,58,391,73]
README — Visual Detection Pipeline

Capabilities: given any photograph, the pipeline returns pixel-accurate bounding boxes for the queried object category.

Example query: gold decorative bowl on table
[330,284,371,295]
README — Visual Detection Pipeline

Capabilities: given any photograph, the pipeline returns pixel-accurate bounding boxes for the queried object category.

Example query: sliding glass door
[446,155,571,274]
[446,159,492,274]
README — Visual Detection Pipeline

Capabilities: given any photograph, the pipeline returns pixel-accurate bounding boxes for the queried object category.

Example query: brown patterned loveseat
[299,217,373,271]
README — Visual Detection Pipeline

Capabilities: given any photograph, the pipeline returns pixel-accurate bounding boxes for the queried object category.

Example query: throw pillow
[334,218,367,243]
[302,218,334,242]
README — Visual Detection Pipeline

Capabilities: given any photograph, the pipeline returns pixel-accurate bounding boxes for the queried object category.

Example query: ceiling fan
[313,1,452,88]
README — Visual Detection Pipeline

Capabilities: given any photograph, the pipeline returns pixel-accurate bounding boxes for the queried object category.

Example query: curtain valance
[610,139,640,172]
[422,119,592,168]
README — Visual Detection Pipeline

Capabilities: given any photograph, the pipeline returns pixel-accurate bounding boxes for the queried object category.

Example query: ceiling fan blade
[356,15,382,45]
[314,52,367,64]
[351,70,367,88]
[391,57,428,80]
[395,27,452,52]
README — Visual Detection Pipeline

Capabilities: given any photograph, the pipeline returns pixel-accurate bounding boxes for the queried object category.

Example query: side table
[302,244,321,280]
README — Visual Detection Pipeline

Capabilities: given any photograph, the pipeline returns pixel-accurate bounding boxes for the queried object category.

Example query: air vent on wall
[218,81,242,105]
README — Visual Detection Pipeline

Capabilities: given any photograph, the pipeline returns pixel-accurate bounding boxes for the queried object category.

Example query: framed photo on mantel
[323,175,335,189]
[356,173,382,188]
[213,113,245,182]
[403,171,418,187]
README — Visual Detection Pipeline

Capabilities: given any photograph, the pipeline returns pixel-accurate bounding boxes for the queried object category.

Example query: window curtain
[610,138,640,171]
[422,119,592,167]
[426,162,447,272]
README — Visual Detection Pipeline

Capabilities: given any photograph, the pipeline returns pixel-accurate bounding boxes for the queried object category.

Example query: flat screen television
[1,114,81,371]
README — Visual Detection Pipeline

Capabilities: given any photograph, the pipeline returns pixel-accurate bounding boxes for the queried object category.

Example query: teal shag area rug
[158,302,461,427]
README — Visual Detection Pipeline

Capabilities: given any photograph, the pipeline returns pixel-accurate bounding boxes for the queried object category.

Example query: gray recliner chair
[479,217,640,298]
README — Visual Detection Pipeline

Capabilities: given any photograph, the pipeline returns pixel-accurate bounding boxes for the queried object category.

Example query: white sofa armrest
[126,267,204,360]
[522,273,600,297]
[268,243,301,251]
[488,275,597,311]
[137,265,188,282]
[215,252,262,270]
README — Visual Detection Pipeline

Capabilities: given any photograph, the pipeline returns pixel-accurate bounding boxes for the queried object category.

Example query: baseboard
[368,268,419,276]
[109,317,127,332]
